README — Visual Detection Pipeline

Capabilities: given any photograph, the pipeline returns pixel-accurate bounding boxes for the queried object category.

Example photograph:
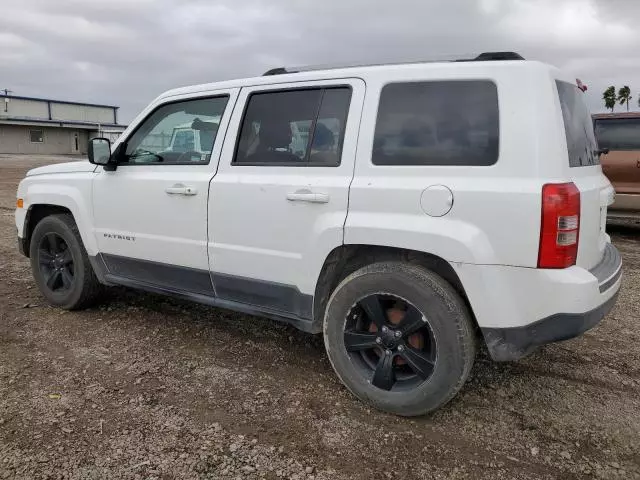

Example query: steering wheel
[175,151,202,163]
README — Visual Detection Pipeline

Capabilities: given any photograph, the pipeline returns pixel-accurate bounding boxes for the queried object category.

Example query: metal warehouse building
[0,93,126,155]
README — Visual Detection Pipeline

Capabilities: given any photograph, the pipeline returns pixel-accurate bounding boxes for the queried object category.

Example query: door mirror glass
[88,138,112,165]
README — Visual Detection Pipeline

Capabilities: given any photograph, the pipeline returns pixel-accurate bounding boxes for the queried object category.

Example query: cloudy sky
[1,0,639,123]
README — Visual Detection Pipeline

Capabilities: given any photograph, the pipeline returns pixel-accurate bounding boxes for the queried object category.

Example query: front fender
[17,175,97,255]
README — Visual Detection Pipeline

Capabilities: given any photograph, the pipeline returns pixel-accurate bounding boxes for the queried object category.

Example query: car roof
[156,54,561,102]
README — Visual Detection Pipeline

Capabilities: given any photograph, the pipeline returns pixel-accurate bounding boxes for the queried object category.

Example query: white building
[0,93,126,155]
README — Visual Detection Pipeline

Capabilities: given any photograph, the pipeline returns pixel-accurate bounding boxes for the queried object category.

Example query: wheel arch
[313,244,476,330]
[17,175,99,257]
[21,200,97,260]
[21,204,74,257]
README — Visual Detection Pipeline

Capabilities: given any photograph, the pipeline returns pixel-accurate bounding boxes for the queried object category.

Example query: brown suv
[593,112,640,219]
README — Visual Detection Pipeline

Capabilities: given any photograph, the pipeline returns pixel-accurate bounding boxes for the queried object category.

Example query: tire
[323,261,476,416]
[29,214,102,310]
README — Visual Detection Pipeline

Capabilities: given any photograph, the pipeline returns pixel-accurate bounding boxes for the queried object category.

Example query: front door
[209,79,365,318]
[92,90,238,294]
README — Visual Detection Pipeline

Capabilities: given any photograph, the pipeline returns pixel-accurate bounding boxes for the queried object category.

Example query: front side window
[122,96,228,165]
[30,130,44,143]
[234,87,351,166]
[373,81,499,166]
[594,117,640,151]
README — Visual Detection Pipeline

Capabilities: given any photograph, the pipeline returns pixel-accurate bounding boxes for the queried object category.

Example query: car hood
[26,160,96,177]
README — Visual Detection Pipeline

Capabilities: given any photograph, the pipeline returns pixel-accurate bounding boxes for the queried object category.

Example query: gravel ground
[0,155,639,480]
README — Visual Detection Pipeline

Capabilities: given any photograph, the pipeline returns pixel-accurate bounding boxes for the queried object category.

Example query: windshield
[556,81,598,167]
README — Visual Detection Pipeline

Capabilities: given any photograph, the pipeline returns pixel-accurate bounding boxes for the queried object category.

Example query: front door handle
[165,184,197,196]
[286,190,330,204]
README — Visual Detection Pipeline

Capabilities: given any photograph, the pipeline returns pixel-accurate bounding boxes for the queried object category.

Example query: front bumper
[17,234,28,257]
[474,243,622,361]
[16,205,28,257]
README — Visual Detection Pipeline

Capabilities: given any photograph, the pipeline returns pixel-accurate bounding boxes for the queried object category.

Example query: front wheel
[29,214,102,310]
[323,262,476,416]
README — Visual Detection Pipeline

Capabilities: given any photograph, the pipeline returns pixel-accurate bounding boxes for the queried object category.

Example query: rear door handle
[286,190,330,204]
[165,184,197,196]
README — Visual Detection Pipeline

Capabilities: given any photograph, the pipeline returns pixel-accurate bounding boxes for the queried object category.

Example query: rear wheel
[323,262,475,416]
[29,214,102,310]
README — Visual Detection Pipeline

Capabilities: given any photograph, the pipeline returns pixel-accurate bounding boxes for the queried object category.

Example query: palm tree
[618,86,632,112]
[603,86,616,112]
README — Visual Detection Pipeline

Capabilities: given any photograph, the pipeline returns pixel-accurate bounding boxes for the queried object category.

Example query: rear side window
[234,87,352,166]
[594,118,640,151]
[372,81,499,166]
[556,81,598,167]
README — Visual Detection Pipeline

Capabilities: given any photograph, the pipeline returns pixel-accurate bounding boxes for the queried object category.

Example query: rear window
[556,81,598,167]
[172,130,195,152]
[372,80,499,166]
[594,118,640,151]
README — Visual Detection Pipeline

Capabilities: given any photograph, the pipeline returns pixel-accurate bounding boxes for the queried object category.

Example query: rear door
[594,116,640,196]
[208,79,365,317]
[556,81,613,269]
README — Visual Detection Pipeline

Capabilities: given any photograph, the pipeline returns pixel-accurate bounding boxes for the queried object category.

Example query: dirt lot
[0,154,639,480]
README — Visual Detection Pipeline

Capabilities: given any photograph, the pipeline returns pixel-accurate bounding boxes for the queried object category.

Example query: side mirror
[88,138,112,166]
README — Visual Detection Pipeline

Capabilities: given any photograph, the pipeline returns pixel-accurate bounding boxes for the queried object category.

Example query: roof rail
[262,51,525,76]
[262,67,289,76]
[458,51,525,62]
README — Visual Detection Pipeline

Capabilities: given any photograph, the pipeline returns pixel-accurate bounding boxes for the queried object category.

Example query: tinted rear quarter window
[372,81,499,166]
[594,118,640,151]
[556,81,598,167]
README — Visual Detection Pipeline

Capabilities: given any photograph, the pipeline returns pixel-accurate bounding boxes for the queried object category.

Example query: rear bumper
[589,242,622,292]
[455,244,622,361]
[608,194,640,220]
[609,193,640,213]
[481,290,619,361]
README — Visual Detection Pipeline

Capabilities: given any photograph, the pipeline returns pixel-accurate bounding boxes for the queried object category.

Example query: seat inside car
[245,119,300,164]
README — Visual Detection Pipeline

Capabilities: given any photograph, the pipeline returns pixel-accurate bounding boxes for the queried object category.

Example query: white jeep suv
[15,52,622,416]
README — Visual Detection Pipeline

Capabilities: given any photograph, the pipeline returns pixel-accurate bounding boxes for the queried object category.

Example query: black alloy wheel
[29,214,103,310]
[324,262,476,416]
[37,232,75,293]
[343,294,437,392]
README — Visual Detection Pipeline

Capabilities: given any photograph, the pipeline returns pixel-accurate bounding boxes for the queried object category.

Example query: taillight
[538,182,580,268]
